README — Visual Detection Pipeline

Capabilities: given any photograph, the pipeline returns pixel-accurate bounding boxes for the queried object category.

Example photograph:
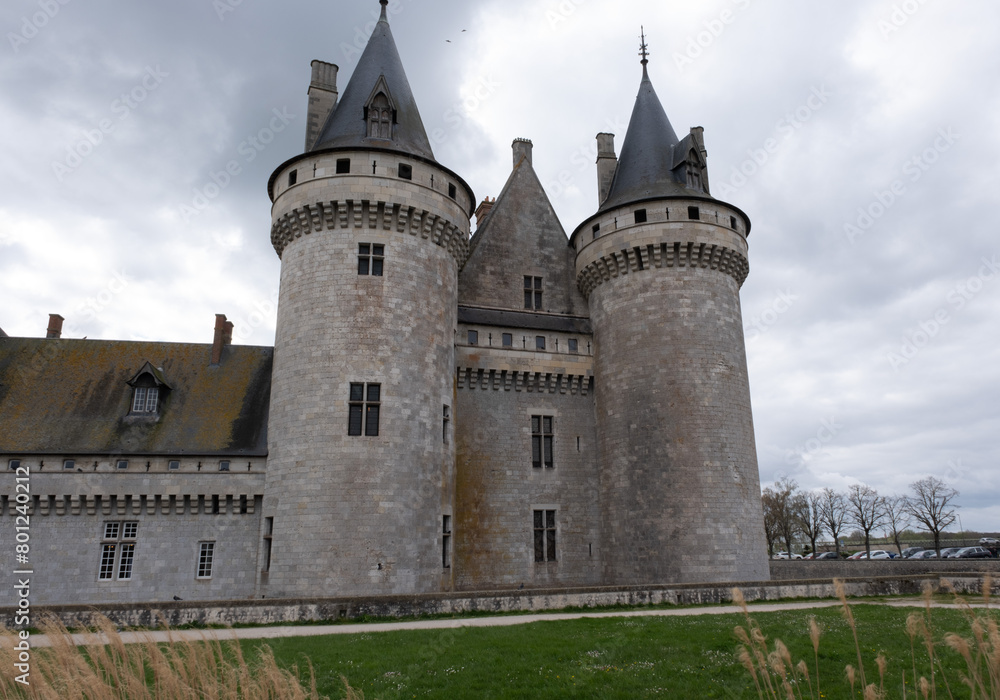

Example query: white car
[772,551,804,560]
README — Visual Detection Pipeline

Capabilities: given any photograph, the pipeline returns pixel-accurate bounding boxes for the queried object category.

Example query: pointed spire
[598,44,693,212]
[310,2,435,160]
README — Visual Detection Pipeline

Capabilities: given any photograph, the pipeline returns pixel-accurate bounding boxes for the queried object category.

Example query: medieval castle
[1,1,769,606]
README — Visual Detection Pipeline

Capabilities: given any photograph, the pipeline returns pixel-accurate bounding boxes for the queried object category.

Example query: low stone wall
[10,574,997,629]
[770,559,1000,580]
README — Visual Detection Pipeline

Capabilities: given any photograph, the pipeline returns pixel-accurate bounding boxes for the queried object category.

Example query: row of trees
[761,476,961,557]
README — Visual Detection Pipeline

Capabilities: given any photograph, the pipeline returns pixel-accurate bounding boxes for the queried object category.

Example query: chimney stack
[512,138,533,167]
[46,314,64,339]
[596,133,618,205]
[305,60,339,151]
[211,314,233,365]
[474,197,496,225]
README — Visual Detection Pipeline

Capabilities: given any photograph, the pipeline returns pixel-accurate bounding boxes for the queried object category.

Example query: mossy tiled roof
[0,337,272,455]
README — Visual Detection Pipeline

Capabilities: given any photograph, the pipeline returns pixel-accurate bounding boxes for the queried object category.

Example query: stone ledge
[15,574,997,629]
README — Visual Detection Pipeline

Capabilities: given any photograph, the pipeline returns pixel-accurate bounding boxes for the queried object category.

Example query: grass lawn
[249,603,995,699]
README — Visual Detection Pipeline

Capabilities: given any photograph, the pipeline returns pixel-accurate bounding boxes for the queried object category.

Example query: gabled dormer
[126,362,170,416]
[364,76,396,141]
[673,128,710,195]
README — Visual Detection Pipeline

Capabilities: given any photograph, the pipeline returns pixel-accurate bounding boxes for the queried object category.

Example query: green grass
[248,604,995,699]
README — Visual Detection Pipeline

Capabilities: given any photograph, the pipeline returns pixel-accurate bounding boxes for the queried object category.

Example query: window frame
[502,333,513,348]
[348,383,382,437]
[197,541,216,579]
[523,276,543,310]
[358,243,385,277]
[533,509,557,563]
[531,415,554,469]
[131,386,159,415]
[99,521,139,582]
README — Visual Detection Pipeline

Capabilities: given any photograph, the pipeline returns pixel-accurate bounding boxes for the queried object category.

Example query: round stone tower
[260,1,474,598]
[572,51,769,584]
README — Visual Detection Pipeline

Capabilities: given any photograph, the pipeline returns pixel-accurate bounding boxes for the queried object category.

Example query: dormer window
[365,76,397,141]
[686,150,704,192]
[126,362,170,417]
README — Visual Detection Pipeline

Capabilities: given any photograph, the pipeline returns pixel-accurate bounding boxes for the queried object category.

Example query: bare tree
[847,484,885,557]
[762,477,799,556]
[794,490,824,556]
[761,490,781,556]
[906,477,959,556]
[881,495,910,556]
[819,487,848,556]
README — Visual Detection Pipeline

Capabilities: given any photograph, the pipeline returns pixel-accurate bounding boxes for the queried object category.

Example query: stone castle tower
[261,4,768,597]
[261,0,475,597]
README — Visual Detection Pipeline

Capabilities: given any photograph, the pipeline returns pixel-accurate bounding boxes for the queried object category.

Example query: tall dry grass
[734,576,1000,700]
[0,614,362,700]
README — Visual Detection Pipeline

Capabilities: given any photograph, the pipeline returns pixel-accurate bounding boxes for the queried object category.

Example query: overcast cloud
[2,1,998,530]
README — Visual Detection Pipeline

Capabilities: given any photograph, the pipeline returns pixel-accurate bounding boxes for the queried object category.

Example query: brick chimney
[211,314,233,365]
[474,197,496,225]
[46,314,64,339]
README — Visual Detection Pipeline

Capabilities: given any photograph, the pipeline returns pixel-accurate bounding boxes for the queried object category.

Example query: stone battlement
[2,493,261,516]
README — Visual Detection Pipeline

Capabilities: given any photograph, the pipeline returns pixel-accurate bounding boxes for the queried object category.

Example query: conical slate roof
[599,65,690,212]
[311,4,435,160]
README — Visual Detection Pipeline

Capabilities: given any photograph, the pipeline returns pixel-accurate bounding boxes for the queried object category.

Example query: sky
[2,0,998,532]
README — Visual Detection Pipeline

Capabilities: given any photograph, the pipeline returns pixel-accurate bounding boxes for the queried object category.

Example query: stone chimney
[211,314,233,365]
[46,314,64,339]
[512,138,533,167]
[596,133,618,205]
[474,197,496,225]
[689,126,710,193]
[305,60,339,151]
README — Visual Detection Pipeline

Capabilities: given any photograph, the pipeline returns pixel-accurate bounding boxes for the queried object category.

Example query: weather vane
[639,26,649,66]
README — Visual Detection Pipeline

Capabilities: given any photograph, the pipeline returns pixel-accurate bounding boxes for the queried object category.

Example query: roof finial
[379,0,388,22]
[639,26,649,75]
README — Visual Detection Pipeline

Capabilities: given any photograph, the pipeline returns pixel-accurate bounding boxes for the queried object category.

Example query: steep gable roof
[0,338,271,455]
[459,142,588,317]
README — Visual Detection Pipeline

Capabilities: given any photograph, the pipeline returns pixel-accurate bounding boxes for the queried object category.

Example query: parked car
[979,537,1000,546]
[814,552,839,560]
[910,550,938,559]
[901,547,924,558]
[955,547,994,559]
[772,552,804,560]
[847,550,893,560]
[939,547,964,558]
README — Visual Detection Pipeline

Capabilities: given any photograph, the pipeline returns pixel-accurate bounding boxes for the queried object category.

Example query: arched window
[686,150,703,191]
[367,93,393,140]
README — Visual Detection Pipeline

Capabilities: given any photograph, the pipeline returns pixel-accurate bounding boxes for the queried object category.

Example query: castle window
[168,460,180,471]
[687,164,703,191]
[467,330,479,345]
[443,405,450,445]
[262,517,273,572]
[358,243,385,276]
[634,209,647,224]
[336,158,351,174]
[531,416,553,469]
[8,459,20,471]
[688,206,700,220]
[533,509,557,562]
[63,459,75,470]
[367,92,394,140]
[442,515,452,568]
[348,383,381,437]
[731,216,738,230]
[568,339,578,354]
[288,169,297,187]
[535,336,546,350]
[592,223,600,239]
[502,333,513,348]
[398,163,412,180]
[99,521,138,581]
[116,460,128,471]
[131,387,159,414]
[219,460,230,472]
[524,276,542,310]
[197,541,215,579]
[448,183,457,199]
